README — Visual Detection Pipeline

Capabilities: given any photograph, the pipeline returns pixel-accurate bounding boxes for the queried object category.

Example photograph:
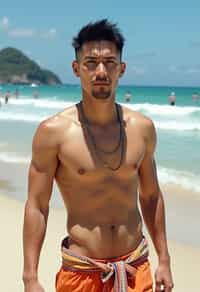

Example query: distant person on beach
[14,88,19,99]
[0,91,2,107]
[168,92,176,106]
[23,20,173,292]
[192,92,199,102]
[125,90,132,102]
[33,90,39,99]
[5,90,10,104]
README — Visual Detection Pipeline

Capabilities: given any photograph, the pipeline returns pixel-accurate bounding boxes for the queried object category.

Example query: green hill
[0,47,62,85]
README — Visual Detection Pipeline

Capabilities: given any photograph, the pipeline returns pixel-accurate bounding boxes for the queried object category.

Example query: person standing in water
[14,88,19,99]
[33,90,39,99]
[168,92,176,106]
[5,90,11,104]
[125,91,132,102]
[192,92,199,102]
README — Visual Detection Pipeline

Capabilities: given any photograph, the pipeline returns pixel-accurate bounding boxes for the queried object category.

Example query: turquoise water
[0,84,200,195]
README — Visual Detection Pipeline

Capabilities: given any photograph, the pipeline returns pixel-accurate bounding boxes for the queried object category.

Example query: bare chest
[56,122,145,182]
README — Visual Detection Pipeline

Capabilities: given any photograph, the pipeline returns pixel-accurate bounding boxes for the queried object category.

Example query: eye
[85,60,97,70]
[105,60,117,69]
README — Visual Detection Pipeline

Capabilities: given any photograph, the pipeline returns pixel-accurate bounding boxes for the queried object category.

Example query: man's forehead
[80,41,119,57]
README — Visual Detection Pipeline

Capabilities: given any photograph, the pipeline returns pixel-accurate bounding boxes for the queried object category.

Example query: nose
[96,62,107,77]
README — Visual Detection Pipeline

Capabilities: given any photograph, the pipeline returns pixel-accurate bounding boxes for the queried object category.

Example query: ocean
[0,84,200,246]
[1,84,200,193]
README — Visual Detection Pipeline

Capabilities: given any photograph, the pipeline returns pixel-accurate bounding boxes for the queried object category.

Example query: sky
[0,0,200,87]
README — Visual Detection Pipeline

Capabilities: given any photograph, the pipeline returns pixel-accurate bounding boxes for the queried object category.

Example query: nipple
[78,168,86,175]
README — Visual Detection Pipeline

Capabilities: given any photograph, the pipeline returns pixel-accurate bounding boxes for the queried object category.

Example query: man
[14,88,19,99]
[192,92,199,102]
[168,92,176,106]
[33,89,39,99]
[125,91,132,102]
[23,20,173,292]
[5,90,10,104]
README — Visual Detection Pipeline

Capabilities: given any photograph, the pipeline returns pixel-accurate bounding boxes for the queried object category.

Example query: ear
[72,60,80,77]
[119,62,126,78]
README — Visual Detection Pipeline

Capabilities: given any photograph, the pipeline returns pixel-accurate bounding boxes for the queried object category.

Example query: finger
[164,282,174,292]
[155,280,163,292]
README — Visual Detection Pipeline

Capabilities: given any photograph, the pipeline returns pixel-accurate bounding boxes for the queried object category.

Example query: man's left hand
[155,262,174,292]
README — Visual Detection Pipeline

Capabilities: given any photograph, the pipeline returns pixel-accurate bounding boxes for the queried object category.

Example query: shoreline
[0,193,199,292]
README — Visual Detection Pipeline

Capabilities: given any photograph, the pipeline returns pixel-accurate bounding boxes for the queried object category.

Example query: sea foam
[0,152,30,164]
[1,101,200,132]
[0,150,199,194]
[158,166,200,193]
[123,103,200,117]
[6,99,200,116]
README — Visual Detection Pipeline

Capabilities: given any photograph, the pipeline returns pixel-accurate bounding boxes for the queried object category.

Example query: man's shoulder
[121,104,154,130]
[121,105,156,149]
[34,104,78,146]
[39,104,78,132]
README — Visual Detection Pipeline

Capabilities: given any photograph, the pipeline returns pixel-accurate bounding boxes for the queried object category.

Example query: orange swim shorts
[56,259,153,292]
[55,237,153,292]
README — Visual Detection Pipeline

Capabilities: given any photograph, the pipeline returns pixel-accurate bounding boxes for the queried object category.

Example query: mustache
[92,76,111,84]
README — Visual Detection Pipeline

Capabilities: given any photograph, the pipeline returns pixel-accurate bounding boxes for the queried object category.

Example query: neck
[81,97,118,127]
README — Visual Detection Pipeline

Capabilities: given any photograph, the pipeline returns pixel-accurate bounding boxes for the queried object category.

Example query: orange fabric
[56,259,153,292]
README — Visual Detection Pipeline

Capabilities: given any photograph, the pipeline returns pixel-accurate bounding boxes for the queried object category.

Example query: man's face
[72,41,126,100]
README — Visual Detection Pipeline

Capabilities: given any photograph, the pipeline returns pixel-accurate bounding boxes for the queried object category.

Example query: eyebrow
[83,56,118,61]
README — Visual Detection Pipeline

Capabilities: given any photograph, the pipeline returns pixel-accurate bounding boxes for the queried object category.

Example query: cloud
[8,28,36,38]
[169,64,200,74]
[131,65,146,75]
[41,28,57,39]
[0,16,56,40]
[0,16,9,31]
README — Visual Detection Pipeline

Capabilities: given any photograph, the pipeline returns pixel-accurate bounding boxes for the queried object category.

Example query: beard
[92,86,111,100]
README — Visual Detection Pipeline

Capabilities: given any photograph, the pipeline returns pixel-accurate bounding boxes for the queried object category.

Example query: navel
[110,224,116,231]
[78,168,86,175]
[133,163,138,170]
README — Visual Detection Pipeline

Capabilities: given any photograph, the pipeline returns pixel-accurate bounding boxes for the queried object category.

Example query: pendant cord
[78,101,124,171]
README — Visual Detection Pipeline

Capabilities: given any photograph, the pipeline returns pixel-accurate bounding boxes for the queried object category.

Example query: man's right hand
[24,280,45,292]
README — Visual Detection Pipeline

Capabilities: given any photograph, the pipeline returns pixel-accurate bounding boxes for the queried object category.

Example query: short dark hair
[72,19,125,59]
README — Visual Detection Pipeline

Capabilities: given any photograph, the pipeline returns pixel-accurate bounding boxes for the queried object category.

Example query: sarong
[56,236,153,292]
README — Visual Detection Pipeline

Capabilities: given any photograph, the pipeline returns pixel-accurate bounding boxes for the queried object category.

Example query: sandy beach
[1,191,200,292]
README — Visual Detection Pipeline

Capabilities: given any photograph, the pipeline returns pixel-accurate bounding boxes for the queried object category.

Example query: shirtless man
[23,20,173,292]
[168,92,176,106]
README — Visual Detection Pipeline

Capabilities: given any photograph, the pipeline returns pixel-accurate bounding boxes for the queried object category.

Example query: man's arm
[138,118,174,292]
[23,120,58,291]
